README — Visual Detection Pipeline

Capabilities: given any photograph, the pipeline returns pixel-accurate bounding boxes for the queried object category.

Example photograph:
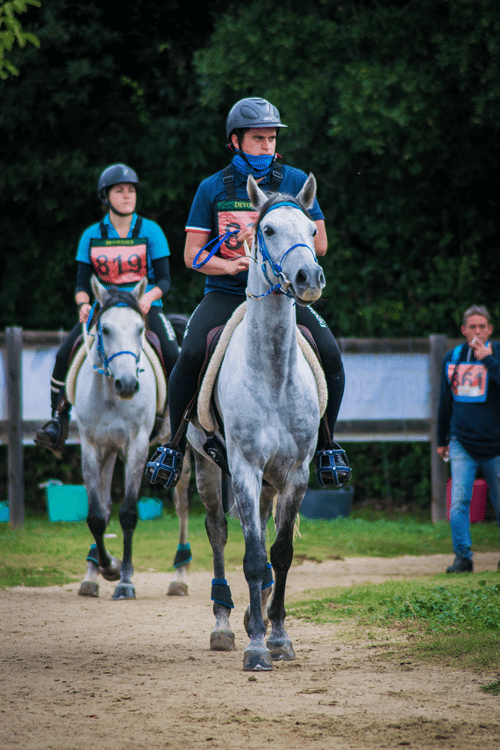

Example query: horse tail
[271,494,301,540]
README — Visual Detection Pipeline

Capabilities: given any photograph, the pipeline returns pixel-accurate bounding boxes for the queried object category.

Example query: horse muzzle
[114,377,140,399]
[290,265,325,304]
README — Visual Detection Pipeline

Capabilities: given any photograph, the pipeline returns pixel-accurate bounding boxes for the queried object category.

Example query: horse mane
[93,287,144,325]
[256,191,312,228]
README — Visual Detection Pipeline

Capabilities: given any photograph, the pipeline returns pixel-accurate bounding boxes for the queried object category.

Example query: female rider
[148,97,351,489]
[35,163,179,458]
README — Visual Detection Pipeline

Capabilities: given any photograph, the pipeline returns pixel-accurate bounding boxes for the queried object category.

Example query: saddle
[65,329,168,429]
[196,302,328,435]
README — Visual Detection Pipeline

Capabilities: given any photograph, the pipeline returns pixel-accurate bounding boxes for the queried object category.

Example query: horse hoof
[112,583,136,600]
[243,605,269,636]
[267,638,295,661]
[243,648,273,671]
[78,581,99,597]
[100,558,122,581]
[210,630,235,652]
[167,581,188,596]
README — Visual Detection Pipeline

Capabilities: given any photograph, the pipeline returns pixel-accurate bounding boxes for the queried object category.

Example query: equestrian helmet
[226,97,287,141]
[98,164,139,204]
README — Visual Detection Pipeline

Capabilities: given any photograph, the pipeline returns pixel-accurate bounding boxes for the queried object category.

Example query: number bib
[90,238,147,285]
[217,200,259,259]
[447,362,489,402]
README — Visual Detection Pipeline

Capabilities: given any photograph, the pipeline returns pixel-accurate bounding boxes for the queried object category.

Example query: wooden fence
[2,328,456,528]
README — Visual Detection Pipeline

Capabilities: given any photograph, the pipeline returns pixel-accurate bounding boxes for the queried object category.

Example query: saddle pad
[197,302,327,433]
[66,336,166,414]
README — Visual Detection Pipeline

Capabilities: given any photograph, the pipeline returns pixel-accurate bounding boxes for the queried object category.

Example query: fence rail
[2,329,462,527]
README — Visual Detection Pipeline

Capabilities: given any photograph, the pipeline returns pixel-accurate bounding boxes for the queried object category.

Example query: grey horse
[187,174,326,670]
[75,276,190,599]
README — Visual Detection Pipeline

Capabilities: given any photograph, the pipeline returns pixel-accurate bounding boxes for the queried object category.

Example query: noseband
[86,300,142,378]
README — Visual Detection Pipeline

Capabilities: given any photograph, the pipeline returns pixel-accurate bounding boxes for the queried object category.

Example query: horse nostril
[115,379,122,392]
[295,270,308,287]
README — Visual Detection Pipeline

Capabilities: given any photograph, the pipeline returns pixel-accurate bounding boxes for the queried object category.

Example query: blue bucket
[137,498,163,521]
[0,501,9,523]
[300,485,354,520]
[45,483,88,522]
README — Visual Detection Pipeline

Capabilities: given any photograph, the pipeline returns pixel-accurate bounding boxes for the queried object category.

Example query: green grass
[288,574,500,674]
[1,510,499,588]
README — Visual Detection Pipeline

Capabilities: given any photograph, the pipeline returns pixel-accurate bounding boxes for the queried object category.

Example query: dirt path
[1,553,499,750]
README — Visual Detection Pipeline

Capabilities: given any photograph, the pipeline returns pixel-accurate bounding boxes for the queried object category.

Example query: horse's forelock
[256,192,311,229]
[94,288,143,325]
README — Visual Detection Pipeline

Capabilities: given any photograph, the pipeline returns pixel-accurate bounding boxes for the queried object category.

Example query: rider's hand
[225,256,251,275]
[79,304,91,324]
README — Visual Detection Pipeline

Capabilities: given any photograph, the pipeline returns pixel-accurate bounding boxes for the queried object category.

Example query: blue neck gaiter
[232,151,275,180]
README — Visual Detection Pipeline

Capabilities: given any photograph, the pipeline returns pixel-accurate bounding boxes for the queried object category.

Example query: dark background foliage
[2,0,499,512]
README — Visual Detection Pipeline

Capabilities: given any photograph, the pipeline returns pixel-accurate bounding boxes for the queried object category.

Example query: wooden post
[429,334,449,523]
[6,327,25,528]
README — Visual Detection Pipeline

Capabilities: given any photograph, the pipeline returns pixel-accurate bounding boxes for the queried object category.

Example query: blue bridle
[252,201,319,299]
[192,200,319,300]
[86,302,142,378]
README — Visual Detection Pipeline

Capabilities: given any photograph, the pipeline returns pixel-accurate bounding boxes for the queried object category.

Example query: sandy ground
[1,553,500,750]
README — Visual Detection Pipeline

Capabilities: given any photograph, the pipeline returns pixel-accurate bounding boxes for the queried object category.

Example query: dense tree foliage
[1,0,499,337]
[0,0,40,79]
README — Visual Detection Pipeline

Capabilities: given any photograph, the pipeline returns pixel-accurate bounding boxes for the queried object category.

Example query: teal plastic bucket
[137,498,163,520]
[45,484,88,522]
[0,501,9,523]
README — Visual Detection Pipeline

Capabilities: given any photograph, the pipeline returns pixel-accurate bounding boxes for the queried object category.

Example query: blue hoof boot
[315,443,351,487]
[146,443,183,489]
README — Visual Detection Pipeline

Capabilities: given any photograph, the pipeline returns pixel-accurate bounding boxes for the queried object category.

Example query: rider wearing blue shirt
[148,97,351,490]
[35,164,179,458]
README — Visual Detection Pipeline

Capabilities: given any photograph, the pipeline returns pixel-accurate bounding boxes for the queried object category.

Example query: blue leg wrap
[211,578,234,609]
[173,543,192,568]
[86,543,99,566]
[262,561,274,590]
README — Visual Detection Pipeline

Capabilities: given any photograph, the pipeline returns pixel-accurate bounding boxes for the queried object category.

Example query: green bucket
[45,483,88,522]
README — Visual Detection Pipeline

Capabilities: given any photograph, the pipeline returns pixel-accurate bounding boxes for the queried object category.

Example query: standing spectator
[437,305,500,572]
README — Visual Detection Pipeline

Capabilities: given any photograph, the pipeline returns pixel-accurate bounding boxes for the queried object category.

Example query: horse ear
[296,173,317,211]
[247,175,268,210]
[91,275,109,306]
[131,277,148,300]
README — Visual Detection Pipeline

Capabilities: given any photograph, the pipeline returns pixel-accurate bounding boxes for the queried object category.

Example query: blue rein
[87,302,142,378]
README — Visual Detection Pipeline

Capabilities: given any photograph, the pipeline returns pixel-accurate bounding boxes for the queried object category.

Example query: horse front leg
[194,449,235,652]
[266,483,306,661]
[168,445,192,596]
[79,444,120,597]
[232,469,273,671]
[112,435,149,600]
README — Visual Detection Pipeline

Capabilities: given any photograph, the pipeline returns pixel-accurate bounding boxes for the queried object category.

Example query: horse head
[90,276,147,399]
[247,174,325,305]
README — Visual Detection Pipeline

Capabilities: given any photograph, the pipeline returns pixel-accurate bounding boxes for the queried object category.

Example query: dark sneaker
[34,414,69,459]
[146,442,183,489]
[446,557,473,574]
[315,442,351,487]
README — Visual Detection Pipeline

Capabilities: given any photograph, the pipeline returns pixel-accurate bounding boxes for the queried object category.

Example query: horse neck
[244,291,299,379]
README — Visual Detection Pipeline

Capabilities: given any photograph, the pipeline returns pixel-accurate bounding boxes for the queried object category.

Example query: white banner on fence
[1,348,431,422]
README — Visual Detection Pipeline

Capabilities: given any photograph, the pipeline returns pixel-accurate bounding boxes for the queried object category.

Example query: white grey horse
[187,174,325,670]
[75,276,190,599]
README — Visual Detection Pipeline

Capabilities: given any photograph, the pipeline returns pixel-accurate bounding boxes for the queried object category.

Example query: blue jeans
[449,438,500,560]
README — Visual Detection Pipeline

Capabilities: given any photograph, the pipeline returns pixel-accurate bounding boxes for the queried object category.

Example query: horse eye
[102,326,110,336]
[264,226,275,237]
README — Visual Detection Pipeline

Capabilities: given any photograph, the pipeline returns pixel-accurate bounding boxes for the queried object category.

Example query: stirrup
[315,442,351,488]
[34,415,69,459]
[146,443,183,489]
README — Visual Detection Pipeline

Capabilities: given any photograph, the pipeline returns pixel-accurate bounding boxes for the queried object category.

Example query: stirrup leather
[315,443,351,488]
[146,443,183,489]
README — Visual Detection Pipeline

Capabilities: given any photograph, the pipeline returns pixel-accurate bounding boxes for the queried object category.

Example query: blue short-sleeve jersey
[185,163,325,295]
[76,213,170,305]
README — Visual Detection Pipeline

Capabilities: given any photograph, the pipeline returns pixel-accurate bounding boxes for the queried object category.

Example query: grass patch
[1,511,499,587]
[288,573,500,673]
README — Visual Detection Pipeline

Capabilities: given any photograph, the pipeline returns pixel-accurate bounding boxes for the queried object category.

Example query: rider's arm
[184,231,250,277]
[314,220,327,257]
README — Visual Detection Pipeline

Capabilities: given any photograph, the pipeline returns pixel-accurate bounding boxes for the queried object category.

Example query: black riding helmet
[98,164,140,208]
[226,97,287,143]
